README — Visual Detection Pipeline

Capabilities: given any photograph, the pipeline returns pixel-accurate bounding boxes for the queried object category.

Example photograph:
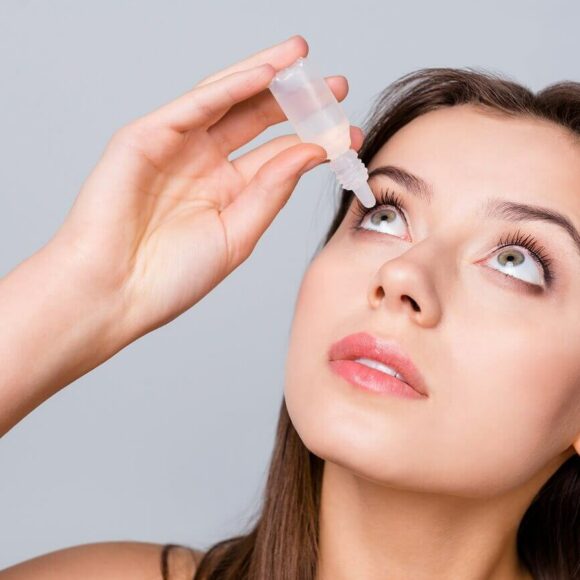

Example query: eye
[350,190,555,291]
[350,188,409,239]
[483,229,554,289]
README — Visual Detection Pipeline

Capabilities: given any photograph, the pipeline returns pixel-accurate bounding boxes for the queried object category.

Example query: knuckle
[249,96,272,127]
[191,92,220,124]
[110,120,151,148]
[111,123,138,145]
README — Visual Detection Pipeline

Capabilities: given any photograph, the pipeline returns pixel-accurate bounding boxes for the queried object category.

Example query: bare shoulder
[0,541,206,580]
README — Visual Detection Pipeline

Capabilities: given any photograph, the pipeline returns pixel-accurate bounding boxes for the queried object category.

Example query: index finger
[195,35,309,88]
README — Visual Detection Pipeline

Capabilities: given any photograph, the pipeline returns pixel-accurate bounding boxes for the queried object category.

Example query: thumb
[220,142,327,267]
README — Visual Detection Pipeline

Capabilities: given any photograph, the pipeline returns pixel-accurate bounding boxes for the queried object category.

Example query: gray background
[0,0,578,569]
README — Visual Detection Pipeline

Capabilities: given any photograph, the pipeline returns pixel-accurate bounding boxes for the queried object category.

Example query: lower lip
[328,360,425,400]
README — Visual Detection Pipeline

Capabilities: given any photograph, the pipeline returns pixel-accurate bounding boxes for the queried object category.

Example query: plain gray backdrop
[0,0,578,569]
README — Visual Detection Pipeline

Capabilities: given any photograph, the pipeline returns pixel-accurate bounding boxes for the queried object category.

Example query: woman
[0,35,578,580]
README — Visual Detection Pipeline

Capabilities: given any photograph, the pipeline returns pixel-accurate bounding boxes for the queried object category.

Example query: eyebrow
[367,164,580,258]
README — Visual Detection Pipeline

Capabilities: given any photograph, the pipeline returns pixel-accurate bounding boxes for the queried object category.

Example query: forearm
[0,241,128,437]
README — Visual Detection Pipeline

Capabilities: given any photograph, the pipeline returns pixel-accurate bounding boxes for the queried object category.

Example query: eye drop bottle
[268,56,376,208]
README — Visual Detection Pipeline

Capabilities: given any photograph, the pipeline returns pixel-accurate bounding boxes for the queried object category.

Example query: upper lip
[328,331,429,397]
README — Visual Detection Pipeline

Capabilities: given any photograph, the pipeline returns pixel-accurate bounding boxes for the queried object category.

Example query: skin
[1,34,577,579]
[284,104,580,580]
[0,35,364,438]
[0,35,360,577]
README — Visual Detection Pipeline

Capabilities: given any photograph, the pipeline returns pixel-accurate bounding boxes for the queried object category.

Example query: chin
[284,367,433,491]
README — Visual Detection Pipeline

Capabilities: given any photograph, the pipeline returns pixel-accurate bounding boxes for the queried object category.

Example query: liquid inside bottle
[293,105,351,159]
[269,56,376,208]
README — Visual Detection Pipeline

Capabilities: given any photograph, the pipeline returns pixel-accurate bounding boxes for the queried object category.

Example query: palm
[51,36,360,341]
[107,125,251,331]
[62,123,256,334]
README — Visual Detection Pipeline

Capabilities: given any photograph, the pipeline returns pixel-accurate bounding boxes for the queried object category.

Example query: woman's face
[284,104,580,497]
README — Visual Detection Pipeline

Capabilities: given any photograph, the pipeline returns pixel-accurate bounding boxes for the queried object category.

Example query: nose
[367,242,443,327]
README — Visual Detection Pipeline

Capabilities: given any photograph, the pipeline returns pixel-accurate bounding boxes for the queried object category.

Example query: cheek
[283,237,580,498]
[430,301,580,490]
[283,249,365,455]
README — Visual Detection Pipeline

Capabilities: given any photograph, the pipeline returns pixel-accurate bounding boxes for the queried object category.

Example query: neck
[315,461,542,580]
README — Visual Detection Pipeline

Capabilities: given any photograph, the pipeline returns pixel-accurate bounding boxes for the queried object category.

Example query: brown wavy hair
[164,67,580,580]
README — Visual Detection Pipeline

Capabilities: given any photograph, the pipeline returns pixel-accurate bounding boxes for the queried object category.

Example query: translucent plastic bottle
[268,57,376,208]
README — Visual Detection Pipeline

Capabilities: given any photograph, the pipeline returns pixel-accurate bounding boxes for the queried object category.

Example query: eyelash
[349,187,555,288]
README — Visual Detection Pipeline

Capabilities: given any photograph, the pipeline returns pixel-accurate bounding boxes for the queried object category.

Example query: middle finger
[231,125,365,184]
[208,75,349,155]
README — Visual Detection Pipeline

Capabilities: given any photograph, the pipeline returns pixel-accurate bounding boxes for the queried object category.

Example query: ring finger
[208,75,349,156]
[231,125,365,183]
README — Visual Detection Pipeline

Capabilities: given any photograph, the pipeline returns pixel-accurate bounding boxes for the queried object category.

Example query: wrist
[37,237,135,356]
[0,240,131,436]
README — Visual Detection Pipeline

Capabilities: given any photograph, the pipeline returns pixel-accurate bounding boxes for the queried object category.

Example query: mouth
[327,331,429,398]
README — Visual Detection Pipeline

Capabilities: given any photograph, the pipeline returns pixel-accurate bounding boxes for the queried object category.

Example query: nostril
[403,295,420,312]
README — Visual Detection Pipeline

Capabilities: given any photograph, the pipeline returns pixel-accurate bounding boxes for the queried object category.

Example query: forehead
[368,105,580,216]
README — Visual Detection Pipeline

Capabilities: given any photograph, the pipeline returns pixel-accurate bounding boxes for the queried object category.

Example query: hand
[49,35,363,342]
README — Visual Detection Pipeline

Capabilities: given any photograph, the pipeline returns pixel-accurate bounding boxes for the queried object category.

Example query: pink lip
[327,332,429,399]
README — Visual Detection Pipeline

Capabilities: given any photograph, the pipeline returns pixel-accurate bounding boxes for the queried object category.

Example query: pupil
[498,250,524,267]
[371,211,393,225]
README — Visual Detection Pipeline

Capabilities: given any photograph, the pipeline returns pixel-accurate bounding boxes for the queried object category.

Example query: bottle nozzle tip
[353,181,375,208]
